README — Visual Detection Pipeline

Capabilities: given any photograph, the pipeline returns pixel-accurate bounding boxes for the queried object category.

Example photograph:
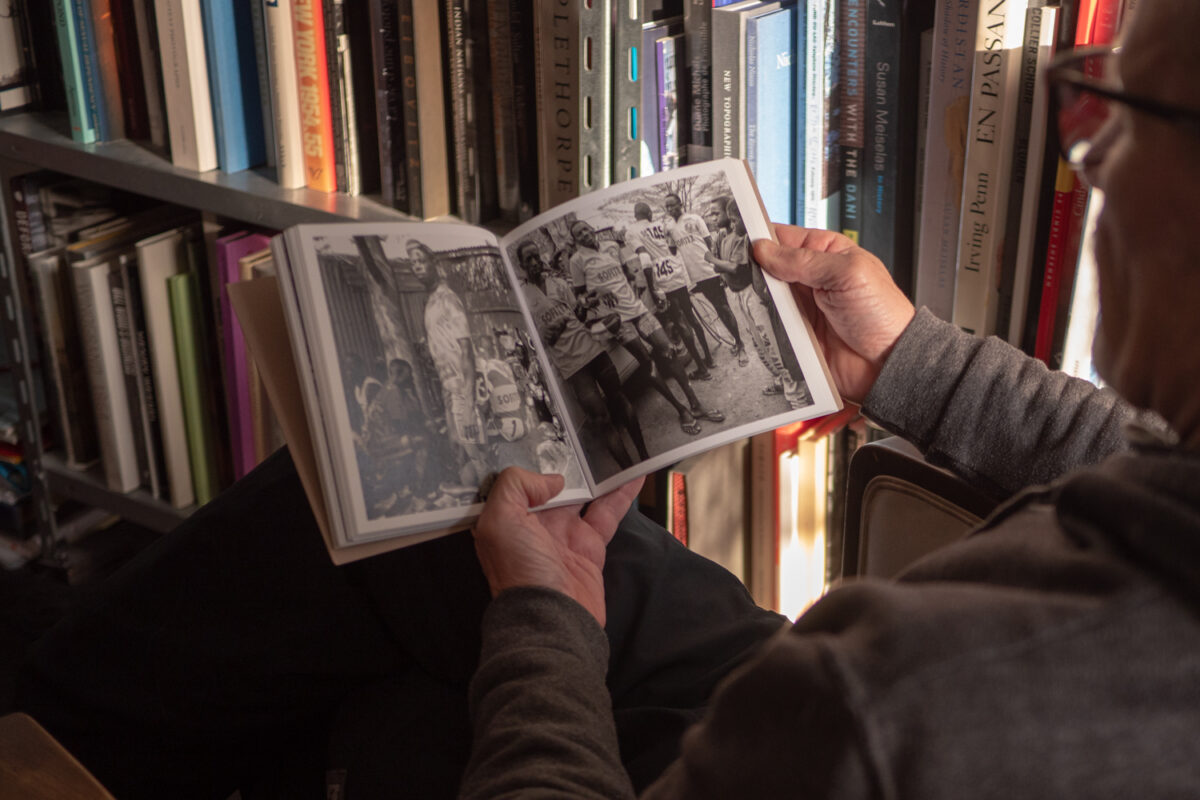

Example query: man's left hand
[472,467,644,627]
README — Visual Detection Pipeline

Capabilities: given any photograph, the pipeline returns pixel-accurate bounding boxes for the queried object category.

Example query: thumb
[489,466,566,511]
[753,238,851,290]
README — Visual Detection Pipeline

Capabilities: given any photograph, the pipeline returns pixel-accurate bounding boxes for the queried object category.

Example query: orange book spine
[291,0,337,193]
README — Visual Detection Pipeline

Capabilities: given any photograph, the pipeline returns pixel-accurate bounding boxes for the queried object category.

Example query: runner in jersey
[568,221,725,439]
[666,193,748,366]
[517,241,648,467]
[625,202,714,378]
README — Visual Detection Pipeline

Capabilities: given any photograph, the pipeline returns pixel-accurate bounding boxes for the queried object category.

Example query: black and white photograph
[273,159,839,549]
[279,223,592,546]
[504,159,833,486]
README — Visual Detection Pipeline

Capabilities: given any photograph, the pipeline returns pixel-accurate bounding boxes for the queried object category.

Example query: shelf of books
[0,0,1131,589]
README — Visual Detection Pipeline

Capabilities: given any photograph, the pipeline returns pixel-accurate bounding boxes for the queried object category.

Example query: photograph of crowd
[506,170,815,483]
[307,229,587,522]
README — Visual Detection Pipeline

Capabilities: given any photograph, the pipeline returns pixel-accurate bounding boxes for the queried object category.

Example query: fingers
[753,237,853,289]
[773,225,856,253]
[581,476,645,540]
[486,467,566,515]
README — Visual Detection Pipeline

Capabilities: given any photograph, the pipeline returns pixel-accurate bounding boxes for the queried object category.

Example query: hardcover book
[262,0,307,189]
[234,159,840,560]
[153,0,219,173]
[746,5,796,225]
[199,0,267,174]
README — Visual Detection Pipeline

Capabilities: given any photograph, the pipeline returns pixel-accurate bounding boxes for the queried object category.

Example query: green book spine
[51,0,99,143]
[167,271,219,505]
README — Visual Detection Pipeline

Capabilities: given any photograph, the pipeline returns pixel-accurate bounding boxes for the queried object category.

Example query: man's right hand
[753,226,915,404]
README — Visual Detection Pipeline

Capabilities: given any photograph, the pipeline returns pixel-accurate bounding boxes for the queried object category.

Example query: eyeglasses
[1047,45,1200,168]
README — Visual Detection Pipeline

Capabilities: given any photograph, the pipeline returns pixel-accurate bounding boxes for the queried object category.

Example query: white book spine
[136,228,196,508]
[72,261,141,493]
[803,0,827,229]
[914,0,978,321]
[952,0,1029,336]
[154,0,218,172]
[263,0,307,188]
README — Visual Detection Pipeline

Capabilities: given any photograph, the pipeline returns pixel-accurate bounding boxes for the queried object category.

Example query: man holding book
[463,2,1200,796]
[18,2,1200,797]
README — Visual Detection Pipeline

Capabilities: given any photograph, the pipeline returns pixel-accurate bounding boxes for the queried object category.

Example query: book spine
[641,25,663,174]
[533,0,579,209]
[1005,5,1057,347]
[10,178,34,258]
[398,0,424,217]
[200,0,267,173]
[51,0,98,143]
[291,0,337,192]
[711,8,739,161]
[327,0,360,194]
[109,263,152,491]
[110,0,150,141]
[412,0,450,217]
[745,20,759,178]
[752,8,796,226]
[994,5,1047,343]
[249,0,276,169]
[347,2,382,197]
[131,0,168,148]
[263,0,307,189]
[90,0,127,141]
[683,0,714,164]
[790,4,807,226]
[657,35,682,171]
[120,251,168,499]
[952,0,1027,336]
[248,0,276,169]
[578,0,612,192]
[167,271,219,505]
[860,0,907,292]
[30,254,100,469]
[803,0,827,228]
[486,0,519,215]
[368,0,406,207]
[467,0,498,219]
[838,0,865,242]
[913,0,976,320]
[73,260,141,492]
[153,0,219,172]
[819,0,841,231]
[71,0,109,139]
[136,227,195,508]
[443,0,473,218]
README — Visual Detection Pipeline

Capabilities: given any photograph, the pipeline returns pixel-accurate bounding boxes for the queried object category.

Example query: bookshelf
[0,110,411,561]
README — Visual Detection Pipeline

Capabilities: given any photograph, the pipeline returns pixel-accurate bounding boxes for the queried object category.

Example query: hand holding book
[753,226,917,405]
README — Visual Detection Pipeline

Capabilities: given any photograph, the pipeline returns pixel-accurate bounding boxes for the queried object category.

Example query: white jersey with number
[569,247,648,322]
[624,218,690,291]
[667,213,717,283]
[523,281,602,379]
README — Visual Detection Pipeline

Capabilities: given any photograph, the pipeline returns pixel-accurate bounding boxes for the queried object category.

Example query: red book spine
[292,0,337,193]
[1034,161,1075,363]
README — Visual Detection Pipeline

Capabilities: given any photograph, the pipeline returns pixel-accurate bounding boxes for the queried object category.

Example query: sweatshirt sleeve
[460,587,636,800]
[861,307,1168,497]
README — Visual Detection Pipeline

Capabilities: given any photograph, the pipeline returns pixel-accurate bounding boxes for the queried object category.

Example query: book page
[500,158,842,494]
[276,221,591,547]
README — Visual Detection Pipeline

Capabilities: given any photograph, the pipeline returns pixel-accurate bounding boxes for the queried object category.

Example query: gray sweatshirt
[460,309,1199,799]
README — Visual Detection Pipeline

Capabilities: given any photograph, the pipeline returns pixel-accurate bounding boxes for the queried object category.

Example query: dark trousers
[16,448,786,799]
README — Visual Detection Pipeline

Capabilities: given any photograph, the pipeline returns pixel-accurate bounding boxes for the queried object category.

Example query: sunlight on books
[778,440,828,621]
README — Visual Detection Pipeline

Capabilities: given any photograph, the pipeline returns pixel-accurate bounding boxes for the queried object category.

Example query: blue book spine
[200,0,267,173]
[750,6,796,224]
[51,0,97,143]
[70,0,109,140]
[791,2,806,226]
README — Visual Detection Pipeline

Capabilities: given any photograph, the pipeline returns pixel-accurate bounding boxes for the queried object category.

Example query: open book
[240,159,841,560]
